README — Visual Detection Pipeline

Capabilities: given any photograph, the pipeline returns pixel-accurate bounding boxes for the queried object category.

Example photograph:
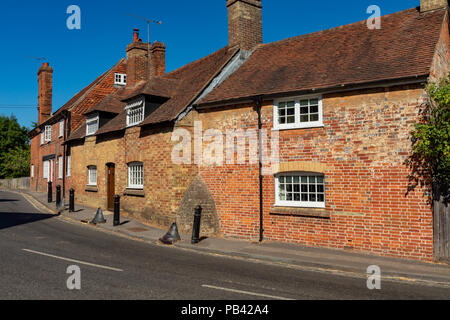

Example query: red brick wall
[197,84,435,261]
[29,119,66,194]
[70,117,198,229]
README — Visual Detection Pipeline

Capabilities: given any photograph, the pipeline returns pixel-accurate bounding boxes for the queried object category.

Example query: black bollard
[69,188,75,212]
[56,185,61,208]
[113,195,120,226]
[47,181,52,203]
[191,205,202,244]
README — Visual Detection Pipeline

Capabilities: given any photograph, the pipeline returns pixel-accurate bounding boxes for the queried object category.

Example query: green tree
[0,115,30,179]
[408,73,450,200]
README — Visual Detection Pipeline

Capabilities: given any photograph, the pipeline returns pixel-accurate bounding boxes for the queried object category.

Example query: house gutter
[253,95,264,242]
[195,74,429,109]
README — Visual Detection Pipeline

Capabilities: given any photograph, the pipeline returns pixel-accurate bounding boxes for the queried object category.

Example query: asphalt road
[0,190,449,300]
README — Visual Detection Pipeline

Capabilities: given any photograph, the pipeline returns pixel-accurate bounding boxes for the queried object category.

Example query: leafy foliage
[408,73,450,200]
[0,115,30,178]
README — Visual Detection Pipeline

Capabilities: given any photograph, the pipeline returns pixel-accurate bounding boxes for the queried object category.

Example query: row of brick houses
[29,0,449,262]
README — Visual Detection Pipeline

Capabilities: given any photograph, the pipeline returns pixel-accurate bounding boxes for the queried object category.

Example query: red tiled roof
[198,7,447,106]
[141,46,239,125]
[53,58,125,117]
[83,93,126,115]
[94,46,239,135]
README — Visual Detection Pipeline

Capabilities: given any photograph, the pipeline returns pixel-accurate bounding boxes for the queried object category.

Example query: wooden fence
[434,187,450,263]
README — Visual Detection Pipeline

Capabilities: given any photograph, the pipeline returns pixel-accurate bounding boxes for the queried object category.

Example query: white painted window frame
[40,132,44,145]
[44,125,52,142]
[274,172,326,208]
[273,95,323,130]
[43,160,49,180]
[67,155,71,177]
[31,164,34,178]
[86,115,99,136]
[87,166,97,186]
[59,119,64,138]
[58,156,63,179]
[127,162,144,189]
[126,99,145,127]
[114,73,127,85]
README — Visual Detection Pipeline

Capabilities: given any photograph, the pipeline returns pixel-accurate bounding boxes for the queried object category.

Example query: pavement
[8,188,450,289]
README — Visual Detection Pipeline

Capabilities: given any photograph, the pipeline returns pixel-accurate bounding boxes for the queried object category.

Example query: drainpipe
[62,112,66,198]
[254,96,264,242]
[62,110,70,199]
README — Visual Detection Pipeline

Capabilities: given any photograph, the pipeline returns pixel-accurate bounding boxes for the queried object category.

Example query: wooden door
[107,164,115,211]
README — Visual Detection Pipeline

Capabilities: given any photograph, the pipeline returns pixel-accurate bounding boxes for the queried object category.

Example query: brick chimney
[150,41,166,77]
[421,0,449,12]
[37,62,53,125]
[126,29,149,86]
[227,0,263,50]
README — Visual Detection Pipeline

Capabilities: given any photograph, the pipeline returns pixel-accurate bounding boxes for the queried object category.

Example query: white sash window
[128,162,143,189]
[87,166,97,186]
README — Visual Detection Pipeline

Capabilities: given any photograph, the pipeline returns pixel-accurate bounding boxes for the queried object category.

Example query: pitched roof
[198,7,447,106]
[83,93,125,115]
[122,77,181,100]
[67,86,134,140]
[92,46,239,136]
[141,45,239,125]
[30,58,126,136]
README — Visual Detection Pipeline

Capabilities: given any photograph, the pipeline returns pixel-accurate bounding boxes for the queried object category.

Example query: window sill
[272,123,324,131]
[270,206,330,219]
[124,188,145,197]
[85,185,98,192]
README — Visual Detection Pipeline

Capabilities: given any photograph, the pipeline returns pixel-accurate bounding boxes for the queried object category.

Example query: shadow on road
[0,212,55,230]
[0,199,19,202]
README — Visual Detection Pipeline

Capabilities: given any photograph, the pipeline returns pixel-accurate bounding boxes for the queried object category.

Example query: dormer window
[114,73,127,86]
[126,99,145,127]
[86,115,99,136]
[44,125,52,142]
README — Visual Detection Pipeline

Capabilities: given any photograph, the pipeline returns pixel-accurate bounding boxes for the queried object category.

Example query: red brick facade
[197,84,435,261]
[29,59,127,198]
[29,1,449,262]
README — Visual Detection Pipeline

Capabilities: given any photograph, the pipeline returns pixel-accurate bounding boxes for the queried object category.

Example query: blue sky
[0,0,420,129]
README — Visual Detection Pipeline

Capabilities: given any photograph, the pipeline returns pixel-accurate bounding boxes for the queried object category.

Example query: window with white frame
[43,160,49,180]
[87,166,97,186]
[59,119,64,137]
[44,125,52,142]
[274,96,323,130]
[126,100,144,127]
[86,115,99,136]
[31,164,34,178]
[275,172,325,208]
[58,156,63,179]
[128,162,143,189]
[40,132,44,145]
[114,73,127,85]
[67,155,71,177]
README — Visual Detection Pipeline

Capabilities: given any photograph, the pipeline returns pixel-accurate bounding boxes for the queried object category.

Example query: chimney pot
[126,28,150,86]
[133,28,140,42]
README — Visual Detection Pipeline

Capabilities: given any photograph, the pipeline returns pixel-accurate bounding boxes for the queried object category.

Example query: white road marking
[202,284,294,300]
[22,249,123,272]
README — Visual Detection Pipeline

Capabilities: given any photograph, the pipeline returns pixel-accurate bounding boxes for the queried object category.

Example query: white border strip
[22,249,123,272]
[202,284,294,300]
